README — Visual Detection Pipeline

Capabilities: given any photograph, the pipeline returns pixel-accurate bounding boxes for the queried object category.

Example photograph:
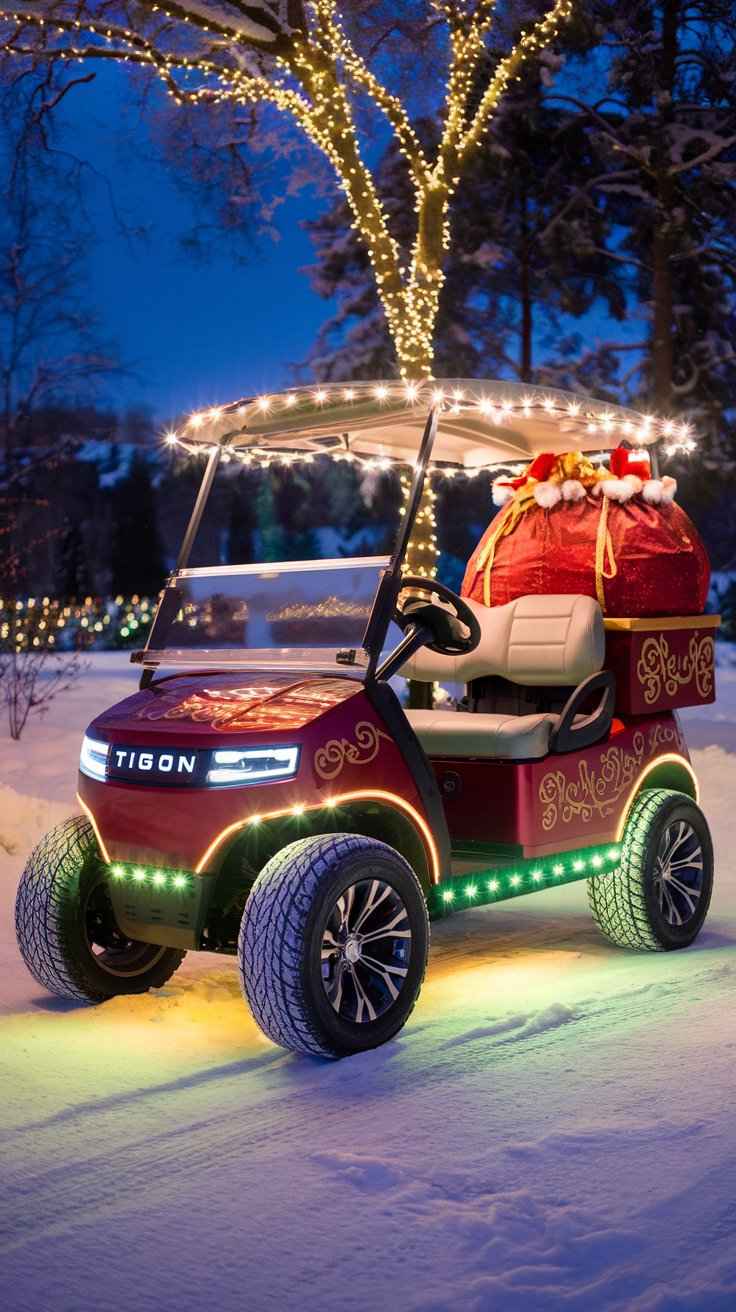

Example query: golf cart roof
[167,379,695,471]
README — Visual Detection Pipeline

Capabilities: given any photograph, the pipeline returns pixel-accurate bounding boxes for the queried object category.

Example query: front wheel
[15,816,185,1002]
[238,834,429,1058]
[588,789,713,951]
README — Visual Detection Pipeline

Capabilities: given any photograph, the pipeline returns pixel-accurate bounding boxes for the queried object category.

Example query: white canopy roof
[168,379,695,470]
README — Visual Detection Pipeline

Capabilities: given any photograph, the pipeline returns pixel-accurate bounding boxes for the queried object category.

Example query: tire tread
[15,816,184,1002]
[239,833,427,1059]
[587,788,708,952]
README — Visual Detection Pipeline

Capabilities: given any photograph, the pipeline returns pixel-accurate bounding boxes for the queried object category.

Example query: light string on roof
[162,382,698,469]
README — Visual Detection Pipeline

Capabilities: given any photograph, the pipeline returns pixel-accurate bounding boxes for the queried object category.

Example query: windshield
[143,556,392,673]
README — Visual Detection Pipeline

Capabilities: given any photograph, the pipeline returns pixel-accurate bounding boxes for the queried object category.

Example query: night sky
[54,63,632,430]
[57,66,335,422]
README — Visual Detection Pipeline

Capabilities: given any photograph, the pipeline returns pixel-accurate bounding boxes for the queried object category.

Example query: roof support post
[175,444,223,573]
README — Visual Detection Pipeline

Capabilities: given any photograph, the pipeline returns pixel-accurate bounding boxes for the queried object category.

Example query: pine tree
[109,453,165,597]
[256,472,287,564]
[551,1,736,440]
[225,475,258,565]
[56,516,92,600]
[271,467,320,560]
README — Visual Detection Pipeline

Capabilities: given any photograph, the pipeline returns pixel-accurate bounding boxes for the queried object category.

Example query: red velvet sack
[462,455,710,618]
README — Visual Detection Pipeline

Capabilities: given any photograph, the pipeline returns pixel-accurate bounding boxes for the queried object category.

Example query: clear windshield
[143,556,392,673]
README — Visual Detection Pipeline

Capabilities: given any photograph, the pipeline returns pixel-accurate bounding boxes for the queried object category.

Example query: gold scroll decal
[539,723,679,831]
[636,633,714,706]
[314,721,392,781]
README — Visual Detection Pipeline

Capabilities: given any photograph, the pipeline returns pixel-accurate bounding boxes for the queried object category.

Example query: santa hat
[493,452,559,506]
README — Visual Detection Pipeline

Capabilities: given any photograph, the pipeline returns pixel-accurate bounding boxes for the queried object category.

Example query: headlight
[80,735,109,782]
[206,745,300,787]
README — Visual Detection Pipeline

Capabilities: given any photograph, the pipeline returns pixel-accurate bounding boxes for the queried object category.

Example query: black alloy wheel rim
[320,878,412,1023]
[653,820,705,928]
[84,878,166,977]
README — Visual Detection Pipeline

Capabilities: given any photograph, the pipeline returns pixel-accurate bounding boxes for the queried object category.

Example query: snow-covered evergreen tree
[549,0,736,445]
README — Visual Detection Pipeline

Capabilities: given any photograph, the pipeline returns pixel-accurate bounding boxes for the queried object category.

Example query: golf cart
[16,381,717,1058]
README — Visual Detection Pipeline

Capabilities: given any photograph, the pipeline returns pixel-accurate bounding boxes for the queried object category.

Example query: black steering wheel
[394,576,481,656]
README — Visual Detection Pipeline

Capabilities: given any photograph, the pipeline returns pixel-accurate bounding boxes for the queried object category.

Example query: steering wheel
[394,576,481,656]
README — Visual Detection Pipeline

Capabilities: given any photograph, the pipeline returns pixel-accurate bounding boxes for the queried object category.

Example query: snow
[174,0,291,44]
[2,655,736,1311]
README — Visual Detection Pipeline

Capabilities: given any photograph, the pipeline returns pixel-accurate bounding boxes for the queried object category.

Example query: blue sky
[53,62,640,427]
[57,67,334,421]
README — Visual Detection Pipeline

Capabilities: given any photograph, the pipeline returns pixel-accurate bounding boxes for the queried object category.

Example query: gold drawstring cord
[473,454,614,607]
[594,493,618,612]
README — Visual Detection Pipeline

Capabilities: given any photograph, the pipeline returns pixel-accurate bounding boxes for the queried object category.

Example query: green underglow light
[432,841,623,915]
[106,862,193,893]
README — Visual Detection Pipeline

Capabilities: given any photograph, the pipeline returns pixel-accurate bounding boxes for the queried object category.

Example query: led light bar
[433,844,622,913]
[206,745,299,787]
[108,863,193,892]
[80,734,109,782]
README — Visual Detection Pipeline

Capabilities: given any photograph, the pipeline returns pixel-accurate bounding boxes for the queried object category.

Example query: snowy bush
[0,648,88,741]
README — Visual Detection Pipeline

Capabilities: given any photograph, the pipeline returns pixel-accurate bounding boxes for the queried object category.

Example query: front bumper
[78,770,309,874]
[106,861,217,950]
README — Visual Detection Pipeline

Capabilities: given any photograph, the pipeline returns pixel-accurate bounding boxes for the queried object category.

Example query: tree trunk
[651,0,679,412]
[519,180,533,383]
[394,342,438,709]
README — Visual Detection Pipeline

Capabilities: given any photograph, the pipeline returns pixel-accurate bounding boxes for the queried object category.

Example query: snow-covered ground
[2,654,736,1312]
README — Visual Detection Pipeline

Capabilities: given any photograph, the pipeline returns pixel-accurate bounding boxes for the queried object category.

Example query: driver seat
[401,594,610,761]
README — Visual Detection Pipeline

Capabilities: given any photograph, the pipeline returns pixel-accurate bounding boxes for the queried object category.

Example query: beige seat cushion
[406,708,558,760]
[401,593,604,686]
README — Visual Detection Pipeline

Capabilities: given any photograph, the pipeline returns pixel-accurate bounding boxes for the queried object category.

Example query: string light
[0,0,578,515]
[164,382,697,488]
[432,842,622,914]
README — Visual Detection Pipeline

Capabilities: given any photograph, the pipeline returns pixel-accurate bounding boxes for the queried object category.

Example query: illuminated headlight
[206,746,300,787]
[80,735,109,782]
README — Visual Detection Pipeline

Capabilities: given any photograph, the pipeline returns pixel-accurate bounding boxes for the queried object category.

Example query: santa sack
[462,449,710,618]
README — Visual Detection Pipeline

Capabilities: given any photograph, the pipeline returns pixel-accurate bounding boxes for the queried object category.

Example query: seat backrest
[400,594,605,687]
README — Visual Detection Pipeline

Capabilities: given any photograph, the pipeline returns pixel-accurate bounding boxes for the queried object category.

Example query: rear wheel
[15,816,185,1002]
[588,789,713,951]
[238,833,429,1058]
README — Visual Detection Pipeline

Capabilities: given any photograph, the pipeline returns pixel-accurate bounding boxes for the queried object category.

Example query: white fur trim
[600,477,637,503]
[623,474,643,495]
[642,479,663,504]
[492,479,515,507]
[561,479,586,502]
[533,480,562,509]
[661,475,677,501]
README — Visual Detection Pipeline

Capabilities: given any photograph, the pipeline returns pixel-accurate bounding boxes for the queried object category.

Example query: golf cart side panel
[77,684,438,877]
[433,711,693,858]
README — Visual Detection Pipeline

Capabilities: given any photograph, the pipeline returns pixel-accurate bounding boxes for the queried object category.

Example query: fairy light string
[164,381,698,469]
[0,0,580,575]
